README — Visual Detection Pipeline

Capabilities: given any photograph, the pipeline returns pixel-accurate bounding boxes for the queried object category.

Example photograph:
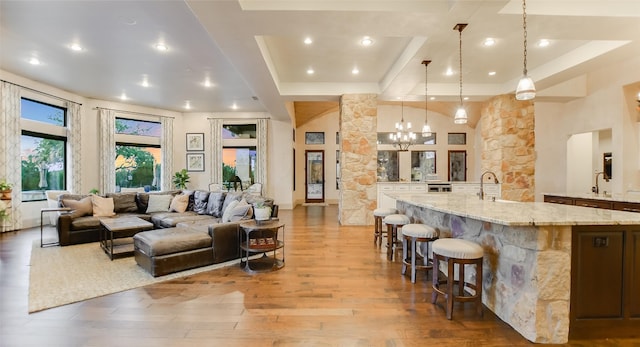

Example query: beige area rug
[28,240,243,313]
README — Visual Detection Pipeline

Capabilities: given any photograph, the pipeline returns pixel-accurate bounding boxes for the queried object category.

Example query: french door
[305,150,324,203]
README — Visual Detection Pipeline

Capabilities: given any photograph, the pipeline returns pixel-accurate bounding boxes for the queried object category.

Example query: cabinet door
[629,231,640,317]
[573,230,624,319]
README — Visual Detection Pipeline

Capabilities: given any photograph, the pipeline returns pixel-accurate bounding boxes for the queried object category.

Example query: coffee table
[100,217,154,260]
[239,219,285,273]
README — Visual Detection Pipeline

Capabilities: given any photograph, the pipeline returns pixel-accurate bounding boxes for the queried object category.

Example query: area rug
[28,240,243,313]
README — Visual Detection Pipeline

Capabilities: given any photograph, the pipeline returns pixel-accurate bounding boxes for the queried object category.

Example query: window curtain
[161,117,173,191]
[256,118,268,188]
[98,109,116,194]
[209,118,223,185]
[0,82,22,231]
[66,102,82,193]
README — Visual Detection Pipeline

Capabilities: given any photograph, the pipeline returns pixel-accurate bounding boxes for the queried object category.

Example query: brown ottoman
[133,227,214,277]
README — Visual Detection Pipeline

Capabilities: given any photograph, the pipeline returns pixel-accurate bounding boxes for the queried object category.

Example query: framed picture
[305,132,325,145]
[186,133,204,151]
[186,153,205,172]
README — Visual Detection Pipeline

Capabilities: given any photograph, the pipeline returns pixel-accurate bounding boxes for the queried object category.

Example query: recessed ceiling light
[155,43,168,52]
[445,67,453,76]
[141,79,149,88]
[307,68,315,75]
[231,103,238,110]
[203,79,212,88]
[538,39,550,47]
[120,92,127,101]
[483,38,495,47]
[29,57,40,65]
[488,71,496,76]
[69,43,83,51]
[184,101,191,110]
[304,37,312,45]
[360,36,373,46]
[352,67,359,75]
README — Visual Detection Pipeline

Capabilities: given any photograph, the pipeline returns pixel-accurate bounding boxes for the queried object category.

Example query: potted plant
[0,179,13,200]
[89,188,100,195]
[172,169,190,189]
[253,200,271,221]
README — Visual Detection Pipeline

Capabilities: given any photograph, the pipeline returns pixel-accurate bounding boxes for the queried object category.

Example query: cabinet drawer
[612,202,640,213]
[379,185,394,191]
[544,195,575,205]
[396,185,409,191]
[411,185,426,191]
[574,198,612,209]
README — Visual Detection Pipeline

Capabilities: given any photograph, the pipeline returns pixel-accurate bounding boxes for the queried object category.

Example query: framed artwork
[305,132,325,145]
[186,153,205,172]
[186,133,204,151]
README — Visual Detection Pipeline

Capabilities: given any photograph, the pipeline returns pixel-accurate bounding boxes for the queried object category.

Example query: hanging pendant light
[453,23,468,125]
[421,60,432,137]
[516,0,536,100]
[389,99,415,151]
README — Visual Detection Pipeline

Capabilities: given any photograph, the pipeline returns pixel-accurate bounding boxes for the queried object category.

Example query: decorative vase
[254,207,271,221]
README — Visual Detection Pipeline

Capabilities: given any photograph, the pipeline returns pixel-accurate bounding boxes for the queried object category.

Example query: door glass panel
[411,151,436,182]
[377,151,398,182]
[306,150,324,202]
[448,150,467,181]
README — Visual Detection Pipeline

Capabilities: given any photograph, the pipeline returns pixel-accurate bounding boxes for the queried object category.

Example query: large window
[222,147,256,191]
[115,118,162,192]
[20,98,67,202]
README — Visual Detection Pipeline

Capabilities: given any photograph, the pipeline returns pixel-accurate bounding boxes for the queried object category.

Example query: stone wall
[481,95,535,201]
[338,94,378,225]
[397,200,571,344]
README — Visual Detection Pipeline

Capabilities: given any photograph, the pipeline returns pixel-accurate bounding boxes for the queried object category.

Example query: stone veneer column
[481,95,535,201]
[338,94,378,225]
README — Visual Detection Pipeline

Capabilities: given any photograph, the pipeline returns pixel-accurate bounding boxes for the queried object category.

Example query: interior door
[305,150,324,203]
[448,150,467,181]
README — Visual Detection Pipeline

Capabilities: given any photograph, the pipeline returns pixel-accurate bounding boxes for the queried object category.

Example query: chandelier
[515,0,536,100]
[389,100,415,151]
[422,60,432,137]
[453,23,468,124]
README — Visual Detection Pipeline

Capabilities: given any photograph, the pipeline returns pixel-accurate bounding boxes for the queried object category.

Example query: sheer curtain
[209,118,223,185]
[256,119,268,187]
[66,102,82,193]
[161,117,174,191]
[0,82,22,231]
[98,109,116,194]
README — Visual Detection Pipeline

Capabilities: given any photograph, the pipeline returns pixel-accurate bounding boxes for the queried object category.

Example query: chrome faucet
[592,171,610,195]
[479,171,499,200]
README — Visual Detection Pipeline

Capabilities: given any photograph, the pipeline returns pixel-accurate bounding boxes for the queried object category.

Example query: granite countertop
[389,193,640,227]
[544,192,640,203]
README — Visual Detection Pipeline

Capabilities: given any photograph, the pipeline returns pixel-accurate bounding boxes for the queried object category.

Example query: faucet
[479,170,499,200]
[592,171,610,195]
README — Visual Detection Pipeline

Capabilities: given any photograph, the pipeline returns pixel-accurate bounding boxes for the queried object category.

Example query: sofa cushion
[169,194,190,213]
[192,191,210,215]
[206,192,226,217]
[70,215,101,230]
[92,195,116,217]
[228,198,253,222]
[221,191,243,216]
[61,196,93,218]
[221,199,239,223]
[151,212,213,229]
[134,227,212,257]
[106,192,138,213]
[146,194,173,213]
[136,191,180,213]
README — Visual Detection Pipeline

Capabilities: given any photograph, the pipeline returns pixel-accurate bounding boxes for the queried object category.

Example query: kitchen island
[390,193,640,343]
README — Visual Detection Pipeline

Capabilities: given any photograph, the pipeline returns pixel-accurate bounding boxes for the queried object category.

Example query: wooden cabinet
[544,195,640,213]
[570,226,640,338]
[613,202,640,213]
[574,198,612,209]
[543,195,575,205]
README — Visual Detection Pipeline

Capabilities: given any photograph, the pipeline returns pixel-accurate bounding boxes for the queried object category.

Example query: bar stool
[382,214,410,261]
[431,238,484,320]
[401,224,439,283]
[373,208,396,246]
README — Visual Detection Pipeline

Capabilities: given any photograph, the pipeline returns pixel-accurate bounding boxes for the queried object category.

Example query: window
[377,150,399,182]
[448,133,467,145]
[20,98,67,202]
[115,118,162,192]
[222,147,256,190]
[411,151,436,181]
[223,124,256,139]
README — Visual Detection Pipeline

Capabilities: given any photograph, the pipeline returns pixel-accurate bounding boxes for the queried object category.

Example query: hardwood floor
[1,205,638,346]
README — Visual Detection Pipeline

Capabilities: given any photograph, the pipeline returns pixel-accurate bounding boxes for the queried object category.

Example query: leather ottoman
[133,227,214,277]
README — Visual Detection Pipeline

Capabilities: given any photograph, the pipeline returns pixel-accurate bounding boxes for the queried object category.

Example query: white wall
[566,132,593,194]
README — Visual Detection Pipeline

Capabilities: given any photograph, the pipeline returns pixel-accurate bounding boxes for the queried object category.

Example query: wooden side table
[239,219,285,273]
[40,207,73,247]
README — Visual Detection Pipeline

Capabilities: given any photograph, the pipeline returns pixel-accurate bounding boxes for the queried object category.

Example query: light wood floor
[1,205,638,346]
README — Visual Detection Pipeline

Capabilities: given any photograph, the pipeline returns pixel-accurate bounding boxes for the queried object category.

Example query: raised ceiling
[1,0,639,124]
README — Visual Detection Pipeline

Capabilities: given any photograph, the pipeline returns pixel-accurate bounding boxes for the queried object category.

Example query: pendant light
[421,60,432,137]
[515,0,536,100]
[389,99,415,151]
[453,23,468,125]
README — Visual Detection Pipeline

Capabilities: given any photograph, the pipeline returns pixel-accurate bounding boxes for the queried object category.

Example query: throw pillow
[193,191,210,215]
[229,198,253,222]
[146,194,173,213]
[221,191,243,216]
[169,194,189,213]
[206,192,226,217]
[91,195,116,217]
[61,196,93,218]
[221,199,239,223]
[107,193,138,213]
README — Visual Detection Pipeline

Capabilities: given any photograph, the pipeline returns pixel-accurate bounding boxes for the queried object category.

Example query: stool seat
[383,214,410,225]
[374,207,396,217]
[432,238,483,259]
[402,224,438,238]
